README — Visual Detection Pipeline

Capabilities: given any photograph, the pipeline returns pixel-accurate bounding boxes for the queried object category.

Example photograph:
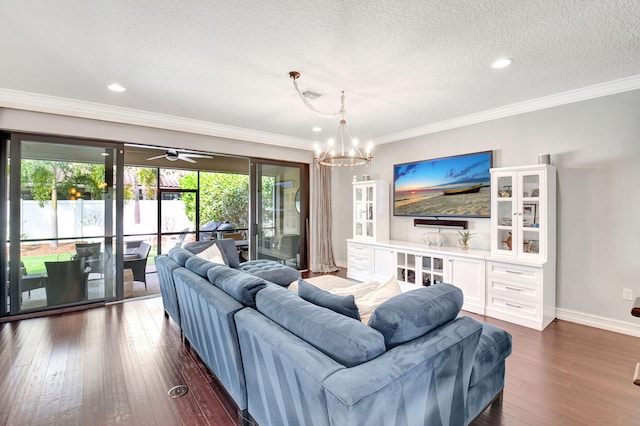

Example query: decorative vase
[462,243,469,250]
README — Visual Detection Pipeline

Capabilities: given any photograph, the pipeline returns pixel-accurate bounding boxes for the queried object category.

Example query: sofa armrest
[322,316,482,426]
[235,308,345,426]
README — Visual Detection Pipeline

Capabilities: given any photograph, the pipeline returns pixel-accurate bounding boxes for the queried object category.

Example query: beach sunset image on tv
[393,151,492,217]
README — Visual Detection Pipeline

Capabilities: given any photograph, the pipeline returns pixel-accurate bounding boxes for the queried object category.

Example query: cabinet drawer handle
[505,302,522,308]
[505,286,522,291]
[505,270,522,275]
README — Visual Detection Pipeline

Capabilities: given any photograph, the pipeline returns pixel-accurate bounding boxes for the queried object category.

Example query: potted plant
[457,230,476,250]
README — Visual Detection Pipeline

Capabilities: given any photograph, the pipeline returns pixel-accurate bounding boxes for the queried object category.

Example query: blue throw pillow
[368,283,463,349]
[256,285,385,367]
[182,240,215,254]
[298,278,360,321]
[215,239,240,268]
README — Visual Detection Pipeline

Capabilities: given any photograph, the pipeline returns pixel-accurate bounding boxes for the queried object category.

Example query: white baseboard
[335,260,347,269]
[556,308,640,337]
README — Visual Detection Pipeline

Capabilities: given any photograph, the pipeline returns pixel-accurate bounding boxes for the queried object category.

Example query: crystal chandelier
[289,71,373,167]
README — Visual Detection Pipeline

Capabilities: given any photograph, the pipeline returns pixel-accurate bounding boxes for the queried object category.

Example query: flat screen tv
[393,150,492,218]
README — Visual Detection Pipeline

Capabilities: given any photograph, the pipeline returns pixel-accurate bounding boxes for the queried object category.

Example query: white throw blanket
[291,275,401,323]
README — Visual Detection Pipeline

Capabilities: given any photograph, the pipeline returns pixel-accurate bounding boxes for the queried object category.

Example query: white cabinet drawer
[487,293,539,319]
[348,243,370,256]
[487,277,538,303]
[348,254,370,267]
[486,261,540,285]
[348,263,369,275]
[348,243,371,267]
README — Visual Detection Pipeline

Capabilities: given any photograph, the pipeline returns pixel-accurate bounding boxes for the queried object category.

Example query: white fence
[20,199,192,241]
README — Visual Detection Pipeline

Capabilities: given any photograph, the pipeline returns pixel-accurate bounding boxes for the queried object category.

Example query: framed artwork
[522,203,537,226]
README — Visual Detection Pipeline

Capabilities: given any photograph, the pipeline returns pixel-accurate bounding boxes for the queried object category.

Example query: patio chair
[125,240,143,255]
[75,242,103,278]
[44,258,89,306]
[124,242,152,289]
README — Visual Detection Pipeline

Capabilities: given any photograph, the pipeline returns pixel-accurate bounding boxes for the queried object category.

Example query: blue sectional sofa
[155,239,300,327]
[155,244,512,426]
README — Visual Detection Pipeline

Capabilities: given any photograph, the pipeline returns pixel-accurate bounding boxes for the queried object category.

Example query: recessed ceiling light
[312,126,322,132]
[108,83,127,92]
[491,58,513,69]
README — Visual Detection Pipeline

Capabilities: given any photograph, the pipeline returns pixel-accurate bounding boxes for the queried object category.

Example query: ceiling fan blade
[146,154,166,161]
[178,155,196,163]
[182,154,213,159]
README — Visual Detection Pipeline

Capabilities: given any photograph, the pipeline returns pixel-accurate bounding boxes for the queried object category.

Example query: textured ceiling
[1,1,639,150]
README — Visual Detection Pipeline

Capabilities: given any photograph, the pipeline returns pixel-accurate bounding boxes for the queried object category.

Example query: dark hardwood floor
[1,269,639,425]
[0,296,238,426]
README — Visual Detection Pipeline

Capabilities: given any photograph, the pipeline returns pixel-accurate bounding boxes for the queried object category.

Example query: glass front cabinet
[352,180,389,242]
[395,250,445,291]
[491,165,556,262]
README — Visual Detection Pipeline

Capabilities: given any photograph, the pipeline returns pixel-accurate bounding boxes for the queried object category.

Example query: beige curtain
[311,164,338,273]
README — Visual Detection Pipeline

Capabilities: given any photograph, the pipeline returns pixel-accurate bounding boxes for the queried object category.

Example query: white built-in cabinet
[346,241,372,282]
[448,256,486,315]
[395,249,446,289]
[347,240,487,315]
[487,164,557,330]
[372,245,395,282]
[346,165,557,330]
[352,180,389,242]
[491,165,555,261]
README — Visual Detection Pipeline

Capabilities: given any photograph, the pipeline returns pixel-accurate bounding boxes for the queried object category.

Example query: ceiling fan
[146,149,213,163]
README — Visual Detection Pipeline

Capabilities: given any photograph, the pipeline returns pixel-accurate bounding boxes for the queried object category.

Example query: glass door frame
[250,158,309,270]
[5,133,124,316]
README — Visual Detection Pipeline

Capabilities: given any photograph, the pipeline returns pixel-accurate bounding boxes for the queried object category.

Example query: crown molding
[0,88,314,151]
[2,74,640,149]
[375,74,640,144]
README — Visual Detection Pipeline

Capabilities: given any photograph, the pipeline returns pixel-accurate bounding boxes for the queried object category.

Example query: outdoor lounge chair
[124,242,152,289]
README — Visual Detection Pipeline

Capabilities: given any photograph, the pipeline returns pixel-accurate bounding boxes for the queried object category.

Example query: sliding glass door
[251,160,308,270]
[6,135,119,314]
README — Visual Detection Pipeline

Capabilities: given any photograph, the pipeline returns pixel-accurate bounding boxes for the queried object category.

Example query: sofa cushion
[368,283,463,349]
[216,238,240,268]
[168,247,194,266]
[469,323,513,386]
[182,240,215,254]
[298,278,360,320]
[256,285,385,367]
[207,266,267,307]
[196,243,227,265]
[238,259,300,286]
[185,256,221,278]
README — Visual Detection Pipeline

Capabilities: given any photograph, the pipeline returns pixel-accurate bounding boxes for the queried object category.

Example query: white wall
[0,108,314,164]
[331,89,640,326]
